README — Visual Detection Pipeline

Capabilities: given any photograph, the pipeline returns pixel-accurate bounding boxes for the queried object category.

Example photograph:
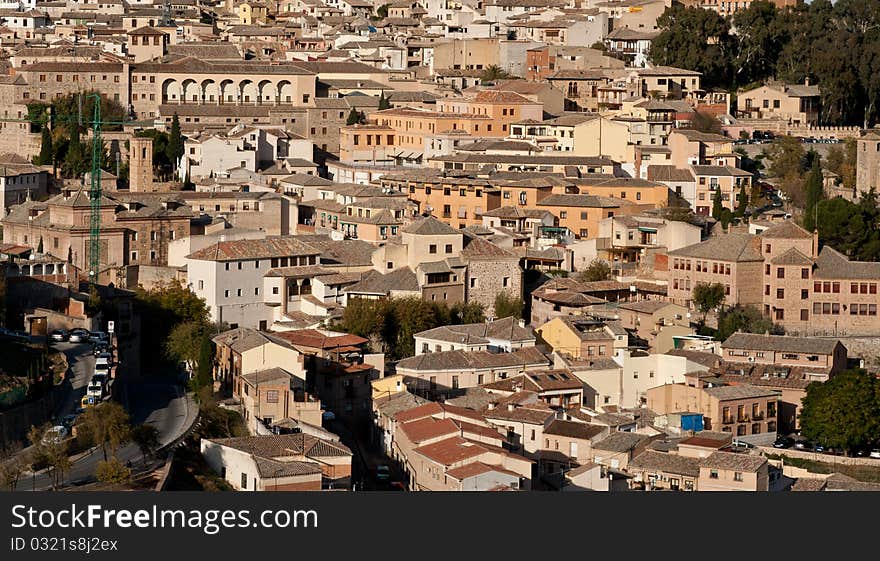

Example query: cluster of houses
[0,0,878,493]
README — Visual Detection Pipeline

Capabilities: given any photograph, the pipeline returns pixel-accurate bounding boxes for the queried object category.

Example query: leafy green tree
[692,282,725,323]
[165,320,216,391]
[800,369,880,455]
[480,65,512,84]
[378,91,391,110]
[494,292,524,320]
[649,5,734,88]
[130,424,160,464]
[61,124,87,178]
[450,301,485,325]
[87,284,102,315]
[814,188,880,261]
[135,129,172,170]
[590,41,608,53]
[75,402,131,461]
[95,458,131,484]
[731,1,786,86]
[167,113,184,173]
[712,187,724,218]
[346,108,364,125]
[135,280,210,367]
[0,442,27,491]
[802,157,824,232]
[376,3,389,18]
[389,297,451,358]
[689,111,722,134]
[38,126,54,166]
[576,259,612,282]
[735,184,749,217]
[716,305,781,342]
[27,424,71,490]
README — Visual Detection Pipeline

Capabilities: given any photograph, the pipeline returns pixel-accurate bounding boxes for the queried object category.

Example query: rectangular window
[266,390,279,403]
[240,473,247,489]
[777,268,784,279]
[429,244,437,254]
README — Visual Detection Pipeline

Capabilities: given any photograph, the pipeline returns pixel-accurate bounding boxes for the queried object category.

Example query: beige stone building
[646,378,780,440]
[856,130,880,196]
[667,232,764,307]
[736,80,820,126]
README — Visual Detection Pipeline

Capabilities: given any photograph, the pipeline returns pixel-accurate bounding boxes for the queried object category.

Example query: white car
[870,450,880,459]
[69,329,90,343]
[41,425,69,445]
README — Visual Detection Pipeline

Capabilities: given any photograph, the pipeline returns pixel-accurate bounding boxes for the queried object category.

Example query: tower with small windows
[129,136,154,192]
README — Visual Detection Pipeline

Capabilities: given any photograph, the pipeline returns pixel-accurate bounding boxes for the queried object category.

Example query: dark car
[773,437,793,449]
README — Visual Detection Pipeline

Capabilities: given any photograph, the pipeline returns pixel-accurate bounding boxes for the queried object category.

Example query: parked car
[41,425,69,445]
[59,413,78,428]
[794,440,808,450]
[773,437,793,449]
[93,342,112,356]
[321,411,336,422]
[870,450,880,459]
[69,328,91,343]
[89,331,109,344]
[50,329,69,342]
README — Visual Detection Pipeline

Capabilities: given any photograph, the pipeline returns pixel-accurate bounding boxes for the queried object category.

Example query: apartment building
[414,317,536,355]
[396,346,551,399]
[736,80,820,126]
[667,232,764,307]
[691,165,752,216]
[672,220,880,334]
[185,237,321,329]
[535,316,628,360]
[201,434,352,491]
[2,188,192,283]
[646,378,781,443]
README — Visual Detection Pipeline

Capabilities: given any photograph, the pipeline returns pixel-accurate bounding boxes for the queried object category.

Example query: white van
[95,356,111,372]
[87,380,104,398]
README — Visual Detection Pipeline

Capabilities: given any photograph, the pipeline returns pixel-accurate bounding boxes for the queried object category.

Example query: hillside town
[0,0,879,494]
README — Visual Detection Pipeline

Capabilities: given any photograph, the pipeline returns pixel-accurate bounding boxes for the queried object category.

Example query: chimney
[805,77,810,87]
[517,318,525,328]
[487,402,495,410]
[812,228,819,258]
[507,403,515,412]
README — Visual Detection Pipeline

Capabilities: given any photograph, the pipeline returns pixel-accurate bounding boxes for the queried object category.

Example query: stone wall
[760,446,880,467]
[0,389,57,446]
[465,259,523,318]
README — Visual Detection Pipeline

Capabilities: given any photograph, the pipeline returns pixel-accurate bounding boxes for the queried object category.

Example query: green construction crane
[88,94,102,286]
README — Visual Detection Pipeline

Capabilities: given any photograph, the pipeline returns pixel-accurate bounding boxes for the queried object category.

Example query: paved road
[15,344,194,491]
[52,341,96,420]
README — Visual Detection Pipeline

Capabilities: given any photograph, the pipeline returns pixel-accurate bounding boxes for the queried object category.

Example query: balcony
[737,416,750,423]
[752,413,764,421]
[722,418,734,425]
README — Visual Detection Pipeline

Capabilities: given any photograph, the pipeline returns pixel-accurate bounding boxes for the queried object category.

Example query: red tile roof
[271,329,368,349]
[445,461,521,481]
[399,417,459,444]
[412,436,488,466]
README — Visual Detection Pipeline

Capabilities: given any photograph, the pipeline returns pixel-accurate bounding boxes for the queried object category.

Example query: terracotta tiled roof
[187,237,319,261]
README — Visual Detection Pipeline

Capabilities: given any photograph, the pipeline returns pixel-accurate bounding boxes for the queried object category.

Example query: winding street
[14,342,195,491]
